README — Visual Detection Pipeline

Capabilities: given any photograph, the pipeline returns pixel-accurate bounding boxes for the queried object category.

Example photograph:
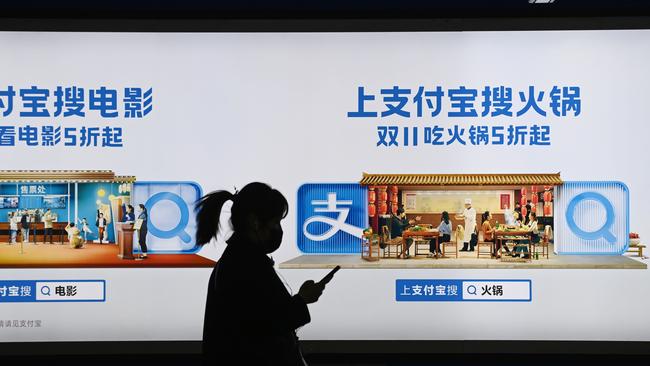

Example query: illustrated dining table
[494,229,533,262]
[401,229,440,258]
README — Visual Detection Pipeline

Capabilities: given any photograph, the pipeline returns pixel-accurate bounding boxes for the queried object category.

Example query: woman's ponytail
[195,182,288,246]
[195,190,234,245]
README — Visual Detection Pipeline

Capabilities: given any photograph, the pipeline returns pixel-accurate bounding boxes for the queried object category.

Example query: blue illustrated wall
[0,183,72,222]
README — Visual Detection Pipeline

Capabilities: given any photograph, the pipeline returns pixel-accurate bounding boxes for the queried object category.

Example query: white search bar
[35,281,105,301]
[462,280,531,301]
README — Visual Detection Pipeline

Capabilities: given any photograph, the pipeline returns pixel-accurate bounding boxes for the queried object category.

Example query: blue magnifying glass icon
[40,286,51,296]
[145,192,192,243]
[565,191,617,243]
[467,285,477,295]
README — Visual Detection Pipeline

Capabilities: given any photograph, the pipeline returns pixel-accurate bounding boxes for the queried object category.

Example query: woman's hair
[195,182,288,246]
[396,207,405,216]
[127,204,134,212]
[482,211,490,223]
[530,212,537,220]
[138,204,146,211]
[441,211,449,224]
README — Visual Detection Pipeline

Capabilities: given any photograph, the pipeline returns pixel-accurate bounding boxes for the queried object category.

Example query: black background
[2,0,650,363]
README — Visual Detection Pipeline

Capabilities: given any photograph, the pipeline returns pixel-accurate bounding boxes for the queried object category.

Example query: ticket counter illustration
[0,170,213,268]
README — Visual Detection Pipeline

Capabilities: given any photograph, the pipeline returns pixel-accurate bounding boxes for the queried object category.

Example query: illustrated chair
[381,225,403,258]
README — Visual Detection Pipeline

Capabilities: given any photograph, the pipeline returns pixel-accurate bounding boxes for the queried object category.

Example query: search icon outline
[40,285,51,296]
[565,191,617,243]
[145,192,192,243]
[467,285,477,295]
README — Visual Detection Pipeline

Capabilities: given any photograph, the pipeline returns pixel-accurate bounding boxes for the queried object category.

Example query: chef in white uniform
[456,198,476,252]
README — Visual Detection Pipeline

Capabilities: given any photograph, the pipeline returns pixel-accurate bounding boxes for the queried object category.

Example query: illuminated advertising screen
[0,31,648,344]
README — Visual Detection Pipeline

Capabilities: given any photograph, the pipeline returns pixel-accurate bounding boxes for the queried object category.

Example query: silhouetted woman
[197,182,325,366]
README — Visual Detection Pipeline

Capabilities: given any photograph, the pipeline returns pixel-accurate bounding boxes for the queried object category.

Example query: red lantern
[391,186,398,195]
[368,204,376,218]
[521,187,528,197]
[379,190,388,202]
[391,194,398,204]
[543,202,552,216]
[520,196,527,207]
[378,202,388,215]
[532,194,539,205]
[543,190,553,202]
[368,189,376,203]
[531,185,538,194]
[521,206,528,218]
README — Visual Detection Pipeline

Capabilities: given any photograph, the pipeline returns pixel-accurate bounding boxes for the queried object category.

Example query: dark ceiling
[2,1,650,31]
[2,0,650,20]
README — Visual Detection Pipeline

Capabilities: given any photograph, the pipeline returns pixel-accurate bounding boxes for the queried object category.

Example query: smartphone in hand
[318,265,341,285]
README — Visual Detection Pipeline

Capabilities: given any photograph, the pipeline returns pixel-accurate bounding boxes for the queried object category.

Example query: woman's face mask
[255,219,284,254]
[264,225,283,254]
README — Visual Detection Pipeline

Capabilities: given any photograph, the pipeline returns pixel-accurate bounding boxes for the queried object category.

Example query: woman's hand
[298,280,325,304]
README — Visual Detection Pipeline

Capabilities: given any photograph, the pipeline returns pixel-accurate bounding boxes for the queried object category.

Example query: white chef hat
[465,198,472,204]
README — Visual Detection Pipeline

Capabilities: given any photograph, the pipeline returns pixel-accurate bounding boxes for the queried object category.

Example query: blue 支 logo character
[297,183,367,253]
[302,192,365,242]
